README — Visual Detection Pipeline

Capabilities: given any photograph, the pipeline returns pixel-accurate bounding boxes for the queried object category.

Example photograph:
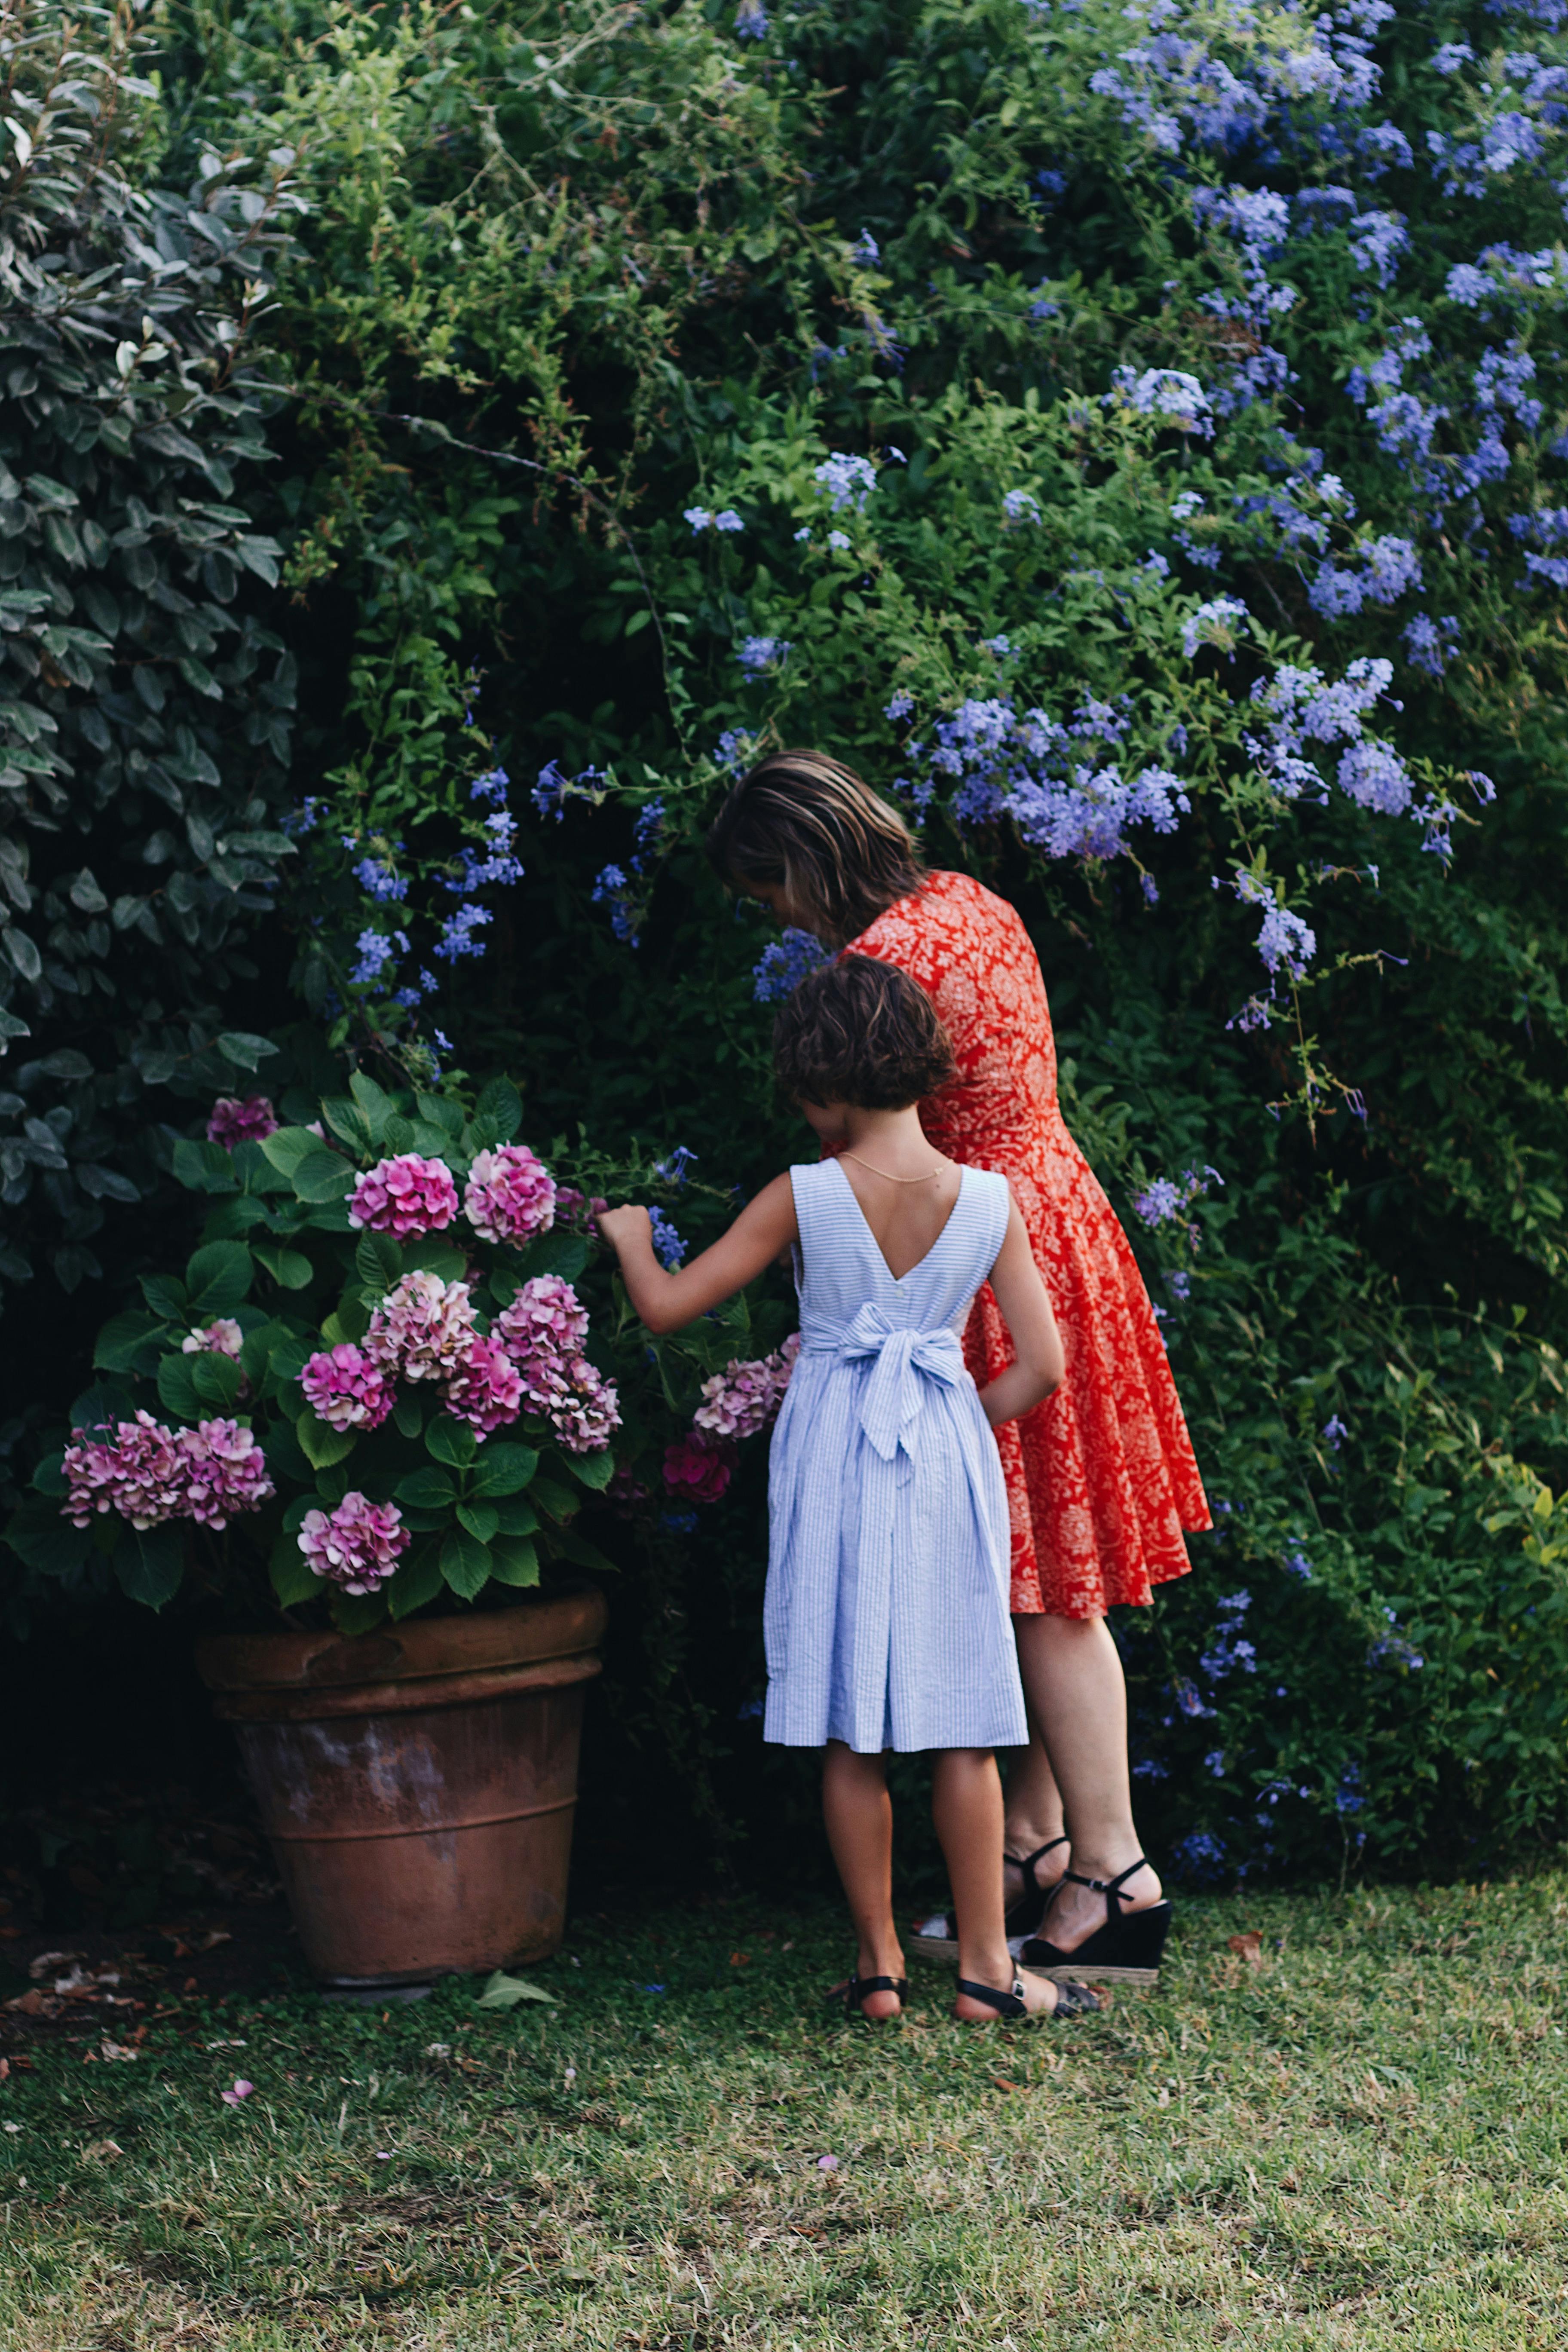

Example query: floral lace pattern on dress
[851,870,1211,1618]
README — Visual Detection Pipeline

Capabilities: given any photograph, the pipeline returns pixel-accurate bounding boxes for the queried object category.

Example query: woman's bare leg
[934,1749,1059,2019]
[821,1741,904,2018]
[1001,1669,1068,1908]
[1013,1613,1163,1950]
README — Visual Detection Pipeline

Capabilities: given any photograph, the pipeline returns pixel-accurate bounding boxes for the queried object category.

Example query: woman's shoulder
[858,868,1026,947]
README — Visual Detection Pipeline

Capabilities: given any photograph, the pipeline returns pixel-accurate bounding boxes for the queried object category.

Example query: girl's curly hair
[772,955,957,1110]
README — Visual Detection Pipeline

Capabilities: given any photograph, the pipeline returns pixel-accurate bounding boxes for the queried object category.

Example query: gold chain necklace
[840,1148,945,1185]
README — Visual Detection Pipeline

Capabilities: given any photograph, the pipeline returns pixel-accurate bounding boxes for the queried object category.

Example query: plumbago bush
[33,0,1568,1872]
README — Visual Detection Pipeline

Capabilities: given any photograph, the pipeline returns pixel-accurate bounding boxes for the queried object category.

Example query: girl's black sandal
[1020,1856,1172,1986]
[953,1974,1103,2020]
[909,1835,1070,1964]
[834,1972,909,2019]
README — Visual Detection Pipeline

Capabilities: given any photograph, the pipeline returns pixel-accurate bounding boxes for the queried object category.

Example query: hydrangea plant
[4,1075,628,1633]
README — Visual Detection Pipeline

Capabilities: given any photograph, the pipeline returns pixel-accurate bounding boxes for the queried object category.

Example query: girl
[597,956,1102,2026]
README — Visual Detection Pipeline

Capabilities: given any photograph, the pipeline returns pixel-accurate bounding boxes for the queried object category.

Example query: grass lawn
[2,1871,1565,2349]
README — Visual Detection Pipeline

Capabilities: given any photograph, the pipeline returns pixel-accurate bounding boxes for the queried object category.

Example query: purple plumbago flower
[753,928,831,1001]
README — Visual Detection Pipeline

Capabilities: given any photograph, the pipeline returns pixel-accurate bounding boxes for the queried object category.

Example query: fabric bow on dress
[824,1302,968,1472]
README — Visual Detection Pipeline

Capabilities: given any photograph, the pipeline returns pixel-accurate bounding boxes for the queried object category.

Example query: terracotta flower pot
[194,1589,607,1989]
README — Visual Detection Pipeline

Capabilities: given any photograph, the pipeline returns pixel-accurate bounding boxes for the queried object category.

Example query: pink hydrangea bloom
[297,1491,410,1596]
[520,1354,620,1455]
[178,1419,275,1528]
[207,1096,277,1149]
[445,1333,524,1436]
[181,1319,244,1360]
[662,1430,735,1506]
[496,1274,589,1365]
[554,1186,609,1229]
[693,1335,799,1439]
[364,1271,477,1381]
[63,1411,189,1530]
[348,1154,459,1237]
[301,1343,394,1433]
[61,1412,273,1531]
[463,1144,557,1245]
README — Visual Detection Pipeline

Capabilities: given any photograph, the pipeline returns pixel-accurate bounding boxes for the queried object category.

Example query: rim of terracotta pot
[195,1584,609,1696]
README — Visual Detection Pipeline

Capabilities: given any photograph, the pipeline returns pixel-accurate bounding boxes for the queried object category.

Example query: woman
[707,750,1211,1981]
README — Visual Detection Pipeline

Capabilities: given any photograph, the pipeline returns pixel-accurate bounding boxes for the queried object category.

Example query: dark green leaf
[5,1496,89,1577]
[270,1530,322,1607]
[185,1240,253,1316]
[386,1545,444,1620]
[67,1380,136,1436]
[475,1076,522,1140]
[521,1232,590,1283]
[297,1409,355,1470]
[348,1071,396,1143]
[530,1476,580,1523]
[189,1350,245,1408]
[292,1149,356,1203]
[392,1392,424,1439]
[259,1126,324,1178]
[156,1353,203,1423]
[400,1240,468,1283]
[172,1138,240,1195]
[252,1243,314,1289]
[395,1467,459,1510]
[472,1442,540,1498]
[355,1232,403,1292]
[457,1500,500,1544]
[426,1417,478,1470]
[543,1525,618,1574]
[440,1526,491,1599]
[565,1446,616,1491]
[330,1589,390,1635]
[93,1309,168,1375]
[114,1524,186,1610]
[488,1537,539,1588]
[215,1031,279,1070]
[490,1497,539,1538]
[140,1274,188,1322]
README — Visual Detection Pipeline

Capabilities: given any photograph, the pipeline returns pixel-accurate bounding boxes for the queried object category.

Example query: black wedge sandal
[953,1974,1103,2021]
[832,1972,909,2020]
[1020,1857,1172,1986]
[909,1836,1070,1965]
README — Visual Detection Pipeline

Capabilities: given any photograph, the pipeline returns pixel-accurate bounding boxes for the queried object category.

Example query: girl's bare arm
[596,1175,799,1335]
[975,1198,1065,1428]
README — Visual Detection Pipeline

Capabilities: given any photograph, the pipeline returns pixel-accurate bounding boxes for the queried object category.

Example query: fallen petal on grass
[219,2079,254,2106]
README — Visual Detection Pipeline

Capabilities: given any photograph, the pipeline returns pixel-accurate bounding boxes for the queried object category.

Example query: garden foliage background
[4,0,1568,1895]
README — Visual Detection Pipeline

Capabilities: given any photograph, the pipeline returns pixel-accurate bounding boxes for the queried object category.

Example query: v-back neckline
[830,1155,968,1286]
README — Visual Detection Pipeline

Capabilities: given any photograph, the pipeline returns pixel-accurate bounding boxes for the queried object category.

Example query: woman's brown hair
[706,750,925,947]
[772,955,956,1111]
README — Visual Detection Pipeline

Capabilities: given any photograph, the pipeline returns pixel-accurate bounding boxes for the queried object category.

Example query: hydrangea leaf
[297,1409,356,1470]
[113,1525,185,1611]
[292,1149,356,1204]
[471,1442,539,1498]
[488,1537,540,1588]
[426,1416,479,1471]
[564,1446,616,1491]
[439,1525,490,1598]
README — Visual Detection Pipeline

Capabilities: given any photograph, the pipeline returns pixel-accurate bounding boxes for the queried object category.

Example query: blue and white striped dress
[763,1156,1029,1755]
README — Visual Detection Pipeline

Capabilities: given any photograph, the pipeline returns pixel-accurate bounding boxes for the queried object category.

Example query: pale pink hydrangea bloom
[445,1334,524,1436]
[693,1335,799,1440]
[178,1420,276,1528]
[207,1096,277,1148]
[63,1411,189,1529]
[521,1354,621,1455]
[364,1271,477,1382]
[495,1274,589,1365]
[301,1343,394,1433]
[348,1153,459,1237]
[182,1319,244,1360]
[464,1144,556,1245]
[61,1412,273,1531]
[297,1491,410,1596]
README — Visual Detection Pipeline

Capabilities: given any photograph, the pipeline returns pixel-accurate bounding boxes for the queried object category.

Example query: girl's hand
[595,1204,653,1256]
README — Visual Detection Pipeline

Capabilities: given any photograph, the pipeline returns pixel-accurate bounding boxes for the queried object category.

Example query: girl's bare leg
[934,1748,1060,2019]
[821,1740,905,2018]
[1013,1614,1164,1950]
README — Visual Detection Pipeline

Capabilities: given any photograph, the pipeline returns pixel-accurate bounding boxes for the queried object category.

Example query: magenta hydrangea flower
[297,1491,410,1596]
[364,1271,477,1381]
[495,1274,589,1364]
[61,1412,273,1531]
[348,1154,459,1237]
[662,1429,735,1505]
[445,1333,524,1436]
[207,1096,277,1149]
[181,1319,244,1360]
[301,1343,394,1433]
[553,1186,608,1229]
[693,1335,799,1439]
[463,1145,557,1245]
[178,1420,275,1528]
[521,1354,621,1454]
[62,1412,189,1530]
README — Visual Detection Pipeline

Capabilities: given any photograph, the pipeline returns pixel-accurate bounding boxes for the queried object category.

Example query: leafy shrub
[0,2,303,1309]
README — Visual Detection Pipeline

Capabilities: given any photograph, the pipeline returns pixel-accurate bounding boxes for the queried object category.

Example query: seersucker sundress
[763,1156,1029,1756]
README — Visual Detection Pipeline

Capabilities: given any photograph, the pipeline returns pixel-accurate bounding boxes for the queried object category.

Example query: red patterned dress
[850,869,1210,1618]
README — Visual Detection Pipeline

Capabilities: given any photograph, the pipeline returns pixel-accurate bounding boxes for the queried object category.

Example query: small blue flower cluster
[648,1206,687,1269]
[752,926,831,1002]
